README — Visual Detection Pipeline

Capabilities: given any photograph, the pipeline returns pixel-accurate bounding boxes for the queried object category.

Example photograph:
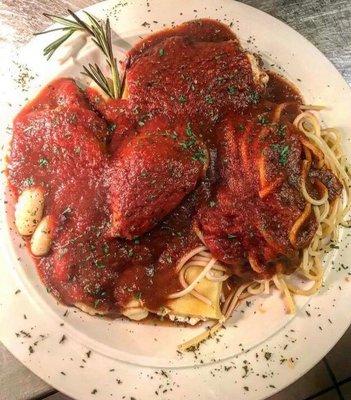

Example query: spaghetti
[174,107,351,351]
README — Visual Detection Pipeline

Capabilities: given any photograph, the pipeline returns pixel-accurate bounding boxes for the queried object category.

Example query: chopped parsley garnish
[107,123,116,132]
[228,85,237,94]
[257,114,269,125]
[248,90,260,105]
[138,113,150,127]
[237,123,244,132]
[93,299,101,308]
[134,291,142,300]
[242,364,249,377]
[277,124,286,137]
[145,265,155,277]
[178,94,187,104]
[158,48,165,56]
[38,157,49,167]
[133,237,140,244]
[179,123,206,164]
[180,123,196,149]
[185,122,195,138]
[209,109,219,122]
[271,144,290,166]
[24,176,34,186]
[192,149,206,164]
[227,234,237,240]
[67,113,77,124]
[164,130,178,140]
[205,95,214,104]
[102,243,110,255]
[94,260,106,269]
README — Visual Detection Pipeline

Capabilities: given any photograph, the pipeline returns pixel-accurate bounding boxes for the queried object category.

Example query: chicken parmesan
[7,18,350,350]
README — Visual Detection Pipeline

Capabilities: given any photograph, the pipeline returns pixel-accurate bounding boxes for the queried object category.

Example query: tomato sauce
[8,19,321,315]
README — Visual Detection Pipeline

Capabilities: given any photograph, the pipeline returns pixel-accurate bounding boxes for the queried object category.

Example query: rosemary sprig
[35,10,121,98]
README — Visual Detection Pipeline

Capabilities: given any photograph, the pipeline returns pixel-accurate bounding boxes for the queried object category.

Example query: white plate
[1,0,351,399]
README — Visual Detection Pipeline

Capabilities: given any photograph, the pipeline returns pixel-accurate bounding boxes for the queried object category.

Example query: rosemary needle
[35,9,121,98]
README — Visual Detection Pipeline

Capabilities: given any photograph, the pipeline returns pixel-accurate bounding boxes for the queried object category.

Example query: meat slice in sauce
[107,117,207,239]
[125,35,267,123]
[18,78,89,118]
[129,19,240,65]
[8,81,107,195]
[8,78,115,306]
[196,114,318,278]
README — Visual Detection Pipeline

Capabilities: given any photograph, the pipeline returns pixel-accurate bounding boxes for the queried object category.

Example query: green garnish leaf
[102,243,110,255]
[185,122,195,138]
[180,123,196,150]
[257,114,269,125]
[134,291,142,300]
[277,124,286,137]
[192,148,206,164]
[107,123,116,132]
[94,260,106,269]
[237,124,244,132]
[178,94,187,104]
[24,177,34,186]
[249,90,260,105]
[145,265,155,277]
[38,157,49,167]
[271,144,290,165]
[228,85,237,94]
[205,95,214,104]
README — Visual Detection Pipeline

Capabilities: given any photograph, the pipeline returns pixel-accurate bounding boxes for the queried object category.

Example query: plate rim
[1,0,351,399]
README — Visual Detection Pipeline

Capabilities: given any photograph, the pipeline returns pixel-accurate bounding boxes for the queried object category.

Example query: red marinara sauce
[8,19,310,316]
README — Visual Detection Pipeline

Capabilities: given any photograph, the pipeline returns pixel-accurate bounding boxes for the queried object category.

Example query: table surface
[0,1,350,399]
